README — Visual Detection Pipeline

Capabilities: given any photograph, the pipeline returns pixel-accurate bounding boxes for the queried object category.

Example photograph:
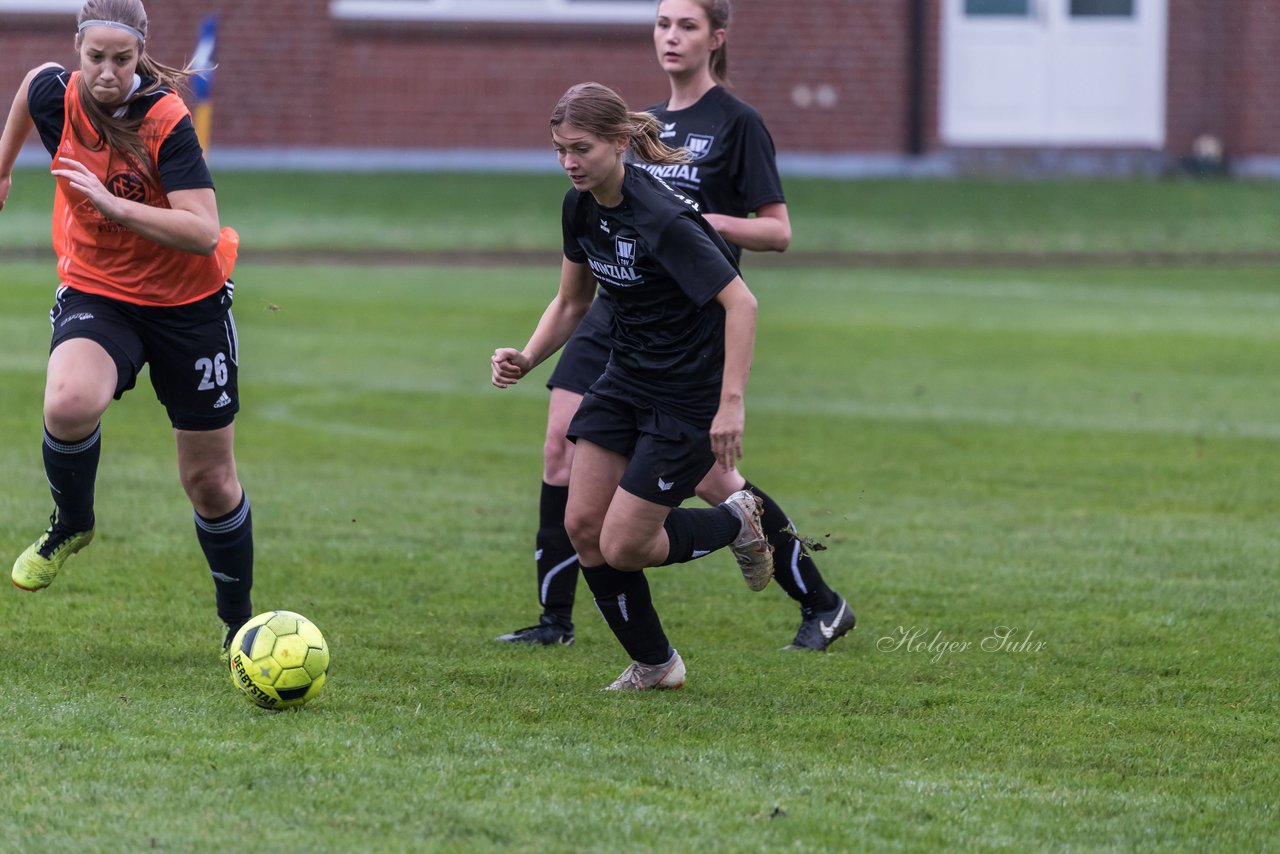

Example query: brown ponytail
[551,82,691,165]
[626,110,690,165]
[74,0,200,183]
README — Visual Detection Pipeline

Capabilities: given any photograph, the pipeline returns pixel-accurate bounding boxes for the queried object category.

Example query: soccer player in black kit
[496,0,856,653]
[492,81,773,690]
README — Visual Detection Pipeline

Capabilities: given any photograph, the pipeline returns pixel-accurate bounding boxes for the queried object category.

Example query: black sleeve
[655,212,740,307]
[733,113,786,213]
[156,116,214,193]
[26,66,70,158]
[561,190,587,263]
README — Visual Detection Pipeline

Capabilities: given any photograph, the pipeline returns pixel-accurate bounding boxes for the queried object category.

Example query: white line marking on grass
[255,403,420,441]
[751,397,1280,439]
[808,275,1280,313]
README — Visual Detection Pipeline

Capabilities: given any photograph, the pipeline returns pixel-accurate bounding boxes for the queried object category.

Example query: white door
[941,0,1167,147]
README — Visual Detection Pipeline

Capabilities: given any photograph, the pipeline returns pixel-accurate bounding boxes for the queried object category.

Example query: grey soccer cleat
[721,490,774,591]
[605,649,686,691]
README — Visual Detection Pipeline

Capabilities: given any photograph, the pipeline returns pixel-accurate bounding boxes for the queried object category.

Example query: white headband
[78,19,146,43]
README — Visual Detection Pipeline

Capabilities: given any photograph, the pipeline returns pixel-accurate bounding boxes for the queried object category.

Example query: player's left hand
[51,157,120,219]
[491,347,532,388]
[710,400,745,471]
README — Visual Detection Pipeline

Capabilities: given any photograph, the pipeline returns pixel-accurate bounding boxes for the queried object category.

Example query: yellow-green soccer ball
[228,611,330,710]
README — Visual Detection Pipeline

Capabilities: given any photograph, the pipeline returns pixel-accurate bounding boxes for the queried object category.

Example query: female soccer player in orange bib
[0,0,253,658]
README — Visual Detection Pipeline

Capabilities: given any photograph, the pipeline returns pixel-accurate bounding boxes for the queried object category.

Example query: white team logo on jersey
[659,122,677,140]
[599,218,610,234]
[684,134,715,160]
[615,236,637,267]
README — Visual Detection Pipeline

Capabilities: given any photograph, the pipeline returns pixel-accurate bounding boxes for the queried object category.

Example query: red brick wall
[1164,0,1227,154]
[1,0,1274,158]
[1224,0,1279,156]
[0,0,917,155]
[1165,0,1278,158]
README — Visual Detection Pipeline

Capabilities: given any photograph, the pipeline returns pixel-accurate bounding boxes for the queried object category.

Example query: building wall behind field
[1165,0,1278,159]
[0,0,1274,161]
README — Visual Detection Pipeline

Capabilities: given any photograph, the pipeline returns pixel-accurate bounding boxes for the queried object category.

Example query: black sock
[746,481,840,612]
[536,482,578,625]
[195,492,254,628]
[659,505,740,565]
[581,563,671,665]
[42,424,100,532]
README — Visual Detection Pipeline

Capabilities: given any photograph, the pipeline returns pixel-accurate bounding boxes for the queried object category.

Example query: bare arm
[0,62,62,211]
[709,276,758,470]
[491,257,596,388]
[51,157,221,255]
[703,201,792,254]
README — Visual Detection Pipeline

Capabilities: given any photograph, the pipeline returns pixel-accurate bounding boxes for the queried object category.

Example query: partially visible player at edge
[492,81,774,690]
[497,0,856,652]
[0,0,254,658]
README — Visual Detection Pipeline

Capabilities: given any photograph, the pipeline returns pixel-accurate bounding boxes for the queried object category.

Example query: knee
[181,464,240,516]
[564,506,601,558]
[43,385,108,439]
[693,483,721,506]
[600,533,647,572]
[542,433,575,484]
[694,466,741,506]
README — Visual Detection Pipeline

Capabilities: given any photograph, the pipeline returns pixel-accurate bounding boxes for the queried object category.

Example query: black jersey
[640,86,785,261]
[562,164,740,423]
[27,66,213,194]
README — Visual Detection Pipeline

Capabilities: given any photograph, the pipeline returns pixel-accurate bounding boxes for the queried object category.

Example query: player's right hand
[491,347,531,388]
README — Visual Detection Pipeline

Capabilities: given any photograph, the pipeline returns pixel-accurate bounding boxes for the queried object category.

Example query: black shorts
[547,296,612,394]
[567,377,715,508]
[49,284,240,431]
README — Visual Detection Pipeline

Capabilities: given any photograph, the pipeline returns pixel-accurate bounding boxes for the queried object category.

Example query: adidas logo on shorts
[213,391,232,409]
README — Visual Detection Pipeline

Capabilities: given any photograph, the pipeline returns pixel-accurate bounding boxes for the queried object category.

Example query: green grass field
[1,172,1278,851]
[2,167,1279,256]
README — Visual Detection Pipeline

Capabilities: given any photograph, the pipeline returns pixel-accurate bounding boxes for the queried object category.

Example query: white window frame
[0,1,81,11]
[331,0,655,25]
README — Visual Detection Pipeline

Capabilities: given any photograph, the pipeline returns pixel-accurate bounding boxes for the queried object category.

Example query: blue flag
[191,15,217,147]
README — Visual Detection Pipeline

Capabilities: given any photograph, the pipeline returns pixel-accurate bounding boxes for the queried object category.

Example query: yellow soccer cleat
[11,513,94,592]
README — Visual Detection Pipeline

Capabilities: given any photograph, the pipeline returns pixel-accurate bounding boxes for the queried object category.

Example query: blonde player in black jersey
[492,82,773,691]
[496,0,855,653]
